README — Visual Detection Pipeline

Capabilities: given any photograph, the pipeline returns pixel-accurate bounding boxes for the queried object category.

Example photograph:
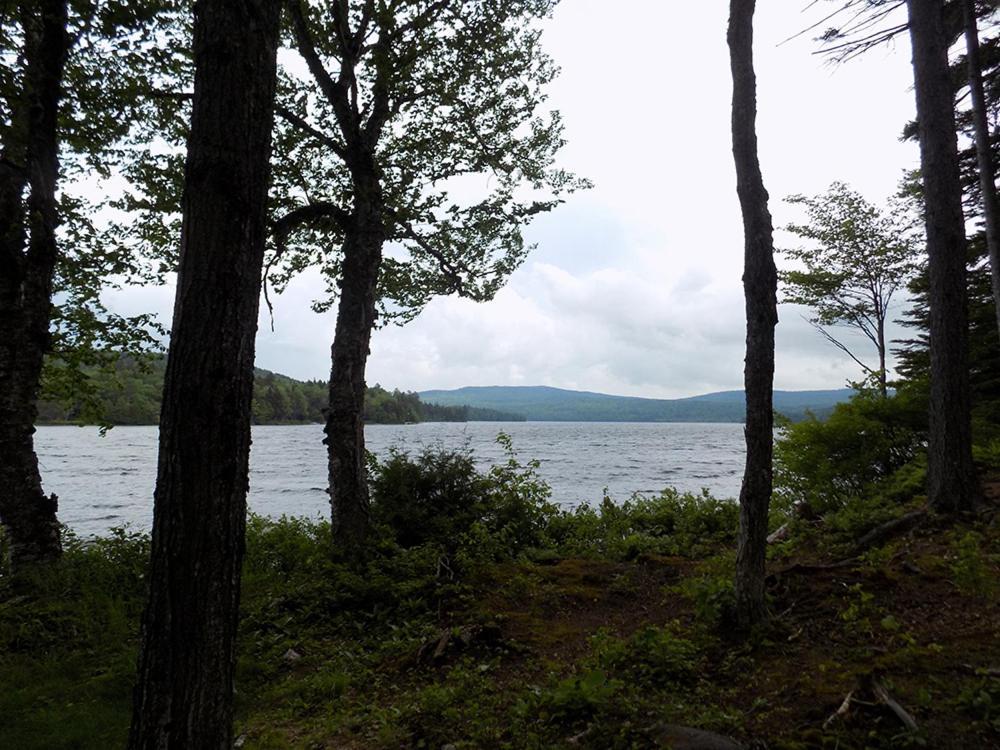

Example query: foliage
[547,488,739,561]
[949,532,998,599]
[779,181,919,389]
[591,624,701,686]
[773,387,926,517]
[269,0,587,323]
[958,670,1000,733]
[894,235,1000,444]
[2,466,998,748]
[1,1,187,420]
[370,434,558,556]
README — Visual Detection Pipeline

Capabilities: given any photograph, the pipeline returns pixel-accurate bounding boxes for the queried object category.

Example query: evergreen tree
[906,0,980,512]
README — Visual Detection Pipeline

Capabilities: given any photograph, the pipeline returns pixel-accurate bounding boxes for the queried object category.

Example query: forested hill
[35,357,523,426]
[419,385,853,422]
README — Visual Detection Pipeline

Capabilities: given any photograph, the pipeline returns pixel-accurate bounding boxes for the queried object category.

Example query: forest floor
[1,484,998,749]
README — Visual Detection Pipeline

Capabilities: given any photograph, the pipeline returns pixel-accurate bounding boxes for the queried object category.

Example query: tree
[804,0,1000,344]
[127,0,280,745]
[272,0,584,556]
[906,0,979,513]
[729,0,778,631]
[895,234,1000,437]
[0,0,71,566]
[780,182,918,397]
[961,0,1000,344]
[0,0,179,568]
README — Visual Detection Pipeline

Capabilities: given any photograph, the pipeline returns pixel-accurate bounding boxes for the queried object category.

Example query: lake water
[34,422,747,537]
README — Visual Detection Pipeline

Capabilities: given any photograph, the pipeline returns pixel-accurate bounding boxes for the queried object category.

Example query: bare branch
[807,315,875,373]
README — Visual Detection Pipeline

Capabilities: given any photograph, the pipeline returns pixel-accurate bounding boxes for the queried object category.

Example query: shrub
[592,625,701,686]
[548,488,739,560]
[370,434,558,558]
[773,388,925,517]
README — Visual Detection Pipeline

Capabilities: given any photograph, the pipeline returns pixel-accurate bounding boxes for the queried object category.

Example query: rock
[282,647,302,665]
[649,723,744,750]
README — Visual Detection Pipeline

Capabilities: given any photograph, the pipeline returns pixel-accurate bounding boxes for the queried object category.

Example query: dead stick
[872,680,918,732]
[823,690,854,729]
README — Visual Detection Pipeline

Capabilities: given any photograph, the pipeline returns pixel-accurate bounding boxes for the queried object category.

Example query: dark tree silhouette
[961,0,1000,344]
[0,0,70,566]
[127,0,281,746]
[906,0,979,513]
[729,0,778,630]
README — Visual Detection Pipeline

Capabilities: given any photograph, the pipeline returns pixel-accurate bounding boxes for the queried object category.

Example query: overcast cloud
[105,2,921,398]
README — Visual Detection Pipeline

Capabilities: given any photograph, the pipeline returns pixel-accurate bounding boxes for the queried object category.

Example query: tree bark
[728,0,778,631]
[906,0,979,513]
[127,1,280,747]
[962,0,1000,345]
[0,0,70,567]
[325,167,384,559]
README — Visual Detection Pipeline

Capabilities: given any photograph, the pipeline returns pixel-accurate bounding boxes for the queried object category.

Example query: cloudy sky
[110,2,922,398]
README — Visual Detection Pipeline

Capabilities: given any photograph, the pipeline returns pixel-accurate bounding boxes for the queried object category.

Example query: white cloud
[99,3,922,399]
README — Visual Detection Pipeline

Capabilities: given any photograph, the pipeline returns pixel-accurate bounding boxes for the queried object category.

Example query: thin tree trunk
[962,0,1000,344]
[326,169,384,559]
[127,1,280,746]
[906,0,979,514]
[0,0,69,567]
[728,0,778,631]
[877,317,888,398]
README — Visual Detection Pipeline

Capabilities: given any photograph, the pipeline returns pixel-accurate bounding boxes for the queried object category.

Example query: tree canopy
[780,182,919,394]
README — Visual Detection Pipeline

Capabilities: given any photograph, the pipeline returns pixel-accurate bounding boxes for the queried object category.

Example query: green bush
[949,532,998,599]
[592,625,701,686]
[371,447,490,549]
[370,434,558,558]
[773,388,925,518]
[548,488,739,560]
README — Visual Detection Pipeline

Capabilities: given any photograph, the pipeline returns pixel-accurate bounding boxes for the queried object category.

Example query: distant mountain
[418,385,853,423]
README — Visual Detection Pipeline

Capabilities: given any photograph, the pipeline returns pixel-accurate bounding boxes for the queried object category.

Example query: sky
[107,2,922,399]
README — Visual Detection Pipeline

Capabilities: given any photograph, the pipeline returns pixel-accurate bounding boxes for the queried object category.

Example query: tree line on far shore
[35,356,523,426]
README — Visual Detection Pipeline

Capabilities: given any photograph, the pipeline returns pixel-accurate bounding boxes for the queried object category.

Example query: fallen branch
[871,679,918,732]
[768,559,858,580]
[823,690,854,729]
[854,509,928,553]
[767,523,790,544]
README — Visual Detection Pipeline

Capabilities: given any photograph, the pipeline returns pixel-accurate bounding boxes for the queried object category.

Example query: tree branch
[274,104,348,161]
[806,316,875,374]
[288,0,357,144]
[272,201,351,253]
[398,221,474,296]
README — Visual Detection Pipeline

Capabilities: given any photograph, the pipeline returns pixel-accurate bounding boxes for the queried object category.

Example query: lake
[34,422,747,537]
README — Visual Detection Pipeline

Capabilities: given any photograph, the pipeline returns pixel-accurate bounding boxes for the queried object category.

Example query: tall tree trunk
[962,0,1000,344]
[728,0,778,631]
[127,1,280,746]
[906,0,979,513]
[326,169,384,559]
[0,0,70,567]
